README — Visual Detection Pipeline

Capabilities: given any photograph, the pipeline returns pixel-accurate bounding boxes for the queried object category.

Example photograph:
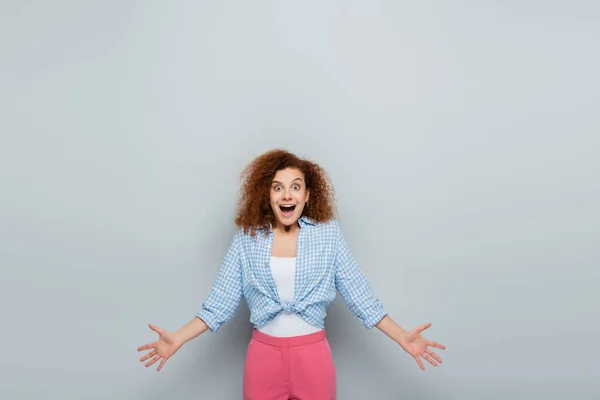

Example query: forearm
[375,315,407,343]
[174,317,210,346]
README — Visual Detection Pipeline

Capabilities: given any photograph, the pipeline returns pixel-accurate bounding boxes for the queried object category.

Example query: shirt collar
[299,215,316,226]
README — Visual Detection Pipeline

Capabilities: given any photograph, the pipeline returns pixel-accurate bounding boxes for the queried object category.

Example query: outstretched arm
[138,231,244,371]
[333,222,446,370]
[175,316,211,344]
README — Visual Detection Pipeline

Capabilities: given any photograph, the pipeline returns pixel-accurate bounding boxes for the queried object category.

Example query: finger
[137,342,156,351]
[427,340,446,350]
[149,324,163,335]
[145,354,161,368]
[140,350,157,362]
[417,323,432,333]
[414,356,425,371]
[422,353,438,367]
[157,357,167,372]
[426,349,443,364]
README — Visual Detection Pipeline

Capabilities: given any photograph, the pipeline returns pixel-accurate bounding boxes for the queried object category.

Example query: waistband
[251,328,326,348]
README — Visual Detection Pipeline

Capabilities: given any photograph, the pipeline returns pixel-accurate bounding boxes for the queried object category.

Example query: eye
[293,184,300,190]
[273,185,281,191]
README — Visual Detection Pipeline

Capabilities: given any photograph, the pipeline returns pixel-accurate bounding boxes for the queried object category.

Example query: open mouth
[279,205,296,217]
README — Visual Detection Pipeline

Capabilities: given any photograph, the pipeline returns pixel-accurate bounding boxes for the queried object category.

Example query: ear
[305,188,310,203]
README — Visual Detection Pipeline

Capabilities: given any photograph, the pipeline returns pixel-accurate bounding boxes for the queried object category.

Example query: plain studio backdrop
[1,1,599,399]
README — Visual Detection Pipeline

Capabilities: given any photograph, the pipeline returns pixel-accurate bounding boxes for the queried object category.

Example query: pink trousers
[243,329,336,400]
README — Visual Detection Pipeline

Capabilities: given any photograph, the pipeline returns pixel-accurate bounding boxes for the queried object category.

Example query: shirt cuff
[196,310,220,332]
[363,308,388,329]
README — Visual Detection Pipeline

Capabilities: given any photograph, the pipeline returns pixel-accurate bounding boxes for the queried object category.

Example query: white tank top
[256,257,322,337]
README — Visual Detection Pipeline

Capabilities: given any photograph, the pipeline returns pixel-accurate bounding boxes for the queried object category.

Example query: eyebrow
[272,178,304,184]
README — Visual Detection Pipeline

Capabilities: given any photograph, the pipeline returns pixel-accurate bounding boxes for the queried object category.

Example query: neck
[274,222,300,235]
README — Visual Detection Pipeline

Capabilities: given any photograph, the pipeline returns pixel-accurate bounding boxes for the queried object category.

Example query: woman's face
[270,167,310,229]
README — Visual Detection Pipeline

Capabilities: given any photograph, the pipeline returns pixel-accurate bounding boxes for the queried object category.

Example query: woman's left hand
[397,323,446,370]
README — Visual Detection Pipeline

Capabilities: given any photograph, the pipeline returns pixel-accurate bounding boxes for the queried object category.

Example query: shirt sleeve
[333,223,387,329]
[196,231,243,332]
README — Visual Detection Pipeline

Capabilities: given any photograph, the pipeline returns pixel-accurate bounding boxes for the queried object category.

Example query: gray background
[1,1,599,399]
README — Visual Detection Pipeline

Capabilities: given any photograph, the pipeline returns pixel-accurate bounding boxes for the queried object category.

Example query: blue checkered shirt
[196,217,387,332]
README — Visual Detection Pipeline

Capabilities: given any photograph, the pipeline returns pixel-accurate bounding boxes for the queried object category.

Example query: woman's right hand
[137,324,182,371]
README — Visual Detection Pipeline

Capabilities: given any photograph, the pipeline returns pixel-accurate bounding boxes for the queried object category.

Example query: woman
[138,149,446,399]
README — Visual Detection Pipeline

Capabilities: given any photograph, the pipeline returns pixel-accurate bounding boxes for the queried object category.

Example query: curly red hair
[234,149,336,236]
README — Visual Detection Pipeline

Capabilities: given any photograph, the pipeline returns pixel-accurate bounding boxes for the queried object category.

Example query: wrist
[376,315,407,343]
[394,327,408,343]
[173,330,186,348]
